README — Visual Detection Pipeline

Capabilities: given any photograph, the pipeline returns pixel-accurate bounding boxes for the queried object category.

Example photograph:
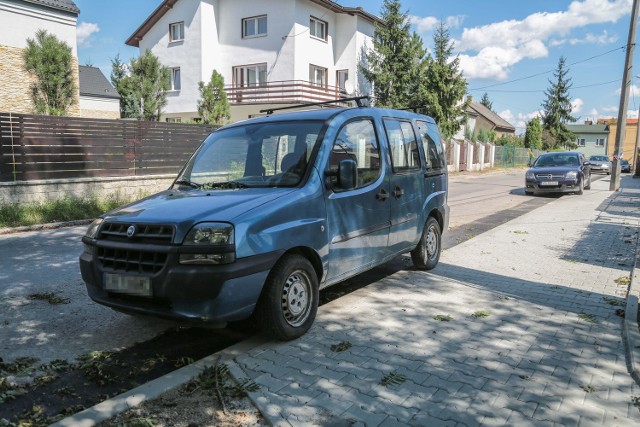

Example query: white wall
[139,0,203,116]
[0,0,77,54]
[140,0,376,119]
[79,96,120,112]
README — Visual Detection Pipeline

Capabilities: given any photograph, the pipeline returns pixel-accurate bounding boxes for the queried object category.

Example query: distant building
[455,96,516,140]
[598,118,638,160]
[0,0,81,116]
[78,66,120,119]
[125,0,380,122]
[567,122,609,157]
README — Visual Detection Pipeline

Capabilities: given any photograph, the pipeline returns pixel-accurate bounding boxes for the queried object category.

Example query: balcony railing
[224,80,349,105]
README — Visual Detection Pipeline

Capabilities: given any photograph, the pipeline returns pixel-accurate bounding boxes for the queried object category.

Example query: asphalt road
[0,169,600,365]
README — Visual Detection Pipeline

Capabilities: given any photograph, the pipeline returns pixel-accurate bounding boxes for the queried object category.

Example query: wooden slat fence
[0,113,217,182]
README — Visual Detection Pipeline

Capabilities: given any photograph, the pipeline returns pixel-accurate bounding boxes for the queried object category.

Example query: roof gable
[125,0,381,47]
[468,102,515,131]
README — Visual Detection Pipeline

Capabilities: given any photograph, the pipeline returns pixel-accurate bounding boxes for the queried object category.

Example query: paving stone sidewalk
[229,175,640,427]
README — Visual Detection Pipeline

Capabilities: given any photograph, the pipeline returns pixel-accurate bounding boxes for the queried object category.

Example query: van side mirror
[338,159,357,190]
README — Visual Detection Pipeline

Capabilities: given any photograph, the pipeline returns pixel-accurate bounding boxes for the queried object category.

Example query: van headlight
[180,222,235,265]
[85,218,104,239]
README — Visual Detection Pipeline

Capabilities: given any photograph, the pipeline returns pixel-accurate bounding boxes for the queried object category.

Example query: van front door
[324,118,390,283]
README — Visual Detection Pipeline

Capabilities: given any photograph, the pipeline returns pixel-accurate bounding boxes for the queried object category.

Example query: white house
[78,65,121,119]
[126,0,380,122]
[0,0,80,115]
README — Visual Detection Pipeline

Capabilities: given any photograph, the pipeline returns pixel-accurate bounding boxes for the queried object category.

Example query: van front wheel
[256,255,319,341]
[411,217,441,270]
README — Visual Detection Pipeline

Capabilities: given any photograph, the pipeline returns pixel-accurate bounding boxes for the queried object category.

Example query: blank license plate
[104,274,152,296]
[540,181,558,186]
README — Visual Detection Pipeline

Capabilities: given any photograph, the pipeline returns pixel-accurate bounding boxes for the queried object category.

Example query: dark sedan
[525,152,591,195]
[621,159,631,173]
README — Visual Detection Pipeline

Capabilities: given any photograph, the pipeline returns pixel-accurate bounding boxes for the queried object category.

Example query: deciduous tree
[23,30,76,116]
[524,117,543,150]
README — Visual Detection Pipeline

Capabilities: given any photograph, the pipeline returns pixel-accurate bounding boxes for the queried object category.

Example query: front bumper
[80,240,284,323]
[590,165,610,173]
[525,178,581,194]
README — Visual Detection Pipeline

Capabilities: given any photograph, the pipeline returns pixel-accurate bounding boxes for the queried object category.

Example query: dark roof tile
[20,0,80,14]
[79,66,120,99]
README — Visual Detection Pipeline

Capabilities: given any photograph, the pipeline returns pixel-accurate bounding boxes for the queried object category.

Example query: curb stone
[625,214,640,386]
[0,219,92,235]
[48,336,269,427]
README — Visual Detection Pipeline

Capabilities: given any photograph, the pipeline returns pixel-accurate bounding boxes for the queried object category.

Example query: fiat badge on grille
[126,225,136,238]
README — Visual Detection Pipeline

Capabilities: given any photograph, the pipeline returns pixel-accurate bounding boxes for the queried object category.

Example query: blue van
[79,105,449,340]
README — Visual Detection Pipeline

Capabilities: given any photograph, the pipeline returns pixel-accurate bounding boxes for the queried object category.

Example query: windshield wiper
[174,179,201,189]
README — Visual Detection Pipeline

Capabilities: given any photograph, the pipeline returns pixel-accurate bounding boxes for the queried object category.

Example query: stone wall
[0,175,175,205]
[0,44,80,117]
[79,109,120,120]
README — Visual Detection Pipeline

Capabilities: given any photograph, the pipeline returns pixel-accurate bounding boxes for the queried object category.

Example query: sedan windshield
[589,156,609,162]
[533,154,581,167]
[175,121,323,189]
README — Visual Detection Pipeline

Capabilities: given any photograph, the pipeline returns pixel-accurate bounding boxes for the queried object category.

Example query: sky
[73,0,639,133]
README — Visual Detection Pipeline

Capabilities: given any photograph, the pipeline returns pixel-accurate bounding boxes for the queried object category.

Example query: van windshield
[176,121,323,189]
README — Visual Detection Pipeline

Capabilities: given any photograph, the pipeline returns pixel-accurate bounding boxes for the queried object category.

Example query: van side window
[329,119,381,189]
[383,119,420,172]
[416,120,446,171]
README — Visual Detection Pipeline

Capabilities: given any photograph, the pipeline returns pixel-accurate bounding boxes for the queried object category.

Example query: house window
[170,67,181,91]
[169,22,184,42]
[166,117,182,123]
[233,63,267,87]
[577,138,586,147]
[310,16,327,41]
[337,70,349,94]
[596,138,605,147]
[309,64,327,88]
[242,15,267,38]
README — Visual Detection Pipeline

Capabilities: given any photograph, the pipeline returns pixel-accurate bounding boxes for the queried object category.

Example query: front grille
[97,247,167,274]
[535,173,564,180]
[100,222,175,244]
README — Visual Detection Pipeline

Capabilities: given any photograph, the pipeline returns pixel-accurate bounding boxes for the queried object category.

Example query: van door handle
[376,189,389,202]
[393,187,404,199]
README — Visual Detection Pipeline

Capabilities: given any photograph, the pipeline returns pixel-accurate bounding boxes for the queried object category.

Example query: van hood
[103,188,295,225]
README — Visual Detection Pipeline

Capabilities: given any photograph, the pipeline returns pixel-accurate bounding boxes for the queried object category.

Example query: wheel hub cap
[426,226,437,258]
[281,271,311,326]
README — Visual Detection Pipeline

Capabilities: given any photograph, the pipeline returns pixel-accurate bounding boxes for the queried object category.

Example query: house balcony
[224,80,349,105]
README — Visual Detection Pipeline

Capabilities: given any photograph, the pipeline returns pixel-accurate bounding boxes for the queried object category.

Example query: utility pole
[611,0,640,191]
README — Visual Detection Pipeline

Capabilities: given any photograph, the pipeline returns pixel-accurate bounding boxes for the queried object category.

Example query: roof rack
[260,96,370,115]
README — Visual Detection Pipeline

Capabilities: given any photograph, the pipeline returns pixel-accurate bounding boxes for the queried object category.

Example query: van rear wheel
[255,255,318,341]
[411,217,441,270]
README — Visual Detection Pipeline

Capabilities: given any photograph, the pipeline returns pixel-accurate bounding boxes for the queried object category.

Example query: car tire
[255,254,318,341]
[584,174,591,190]
[576,178,584,195]
[411,216,441,270]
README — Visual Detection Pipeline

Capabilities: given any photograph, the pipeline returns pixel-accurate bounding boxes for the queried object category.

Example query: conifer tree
[541,56,577,149]
[197,70,231,125]
[23,30,76,116]
[360,0,425,109]
[111,50,170,121]
[419,22,469,140]
[480,92,493,111]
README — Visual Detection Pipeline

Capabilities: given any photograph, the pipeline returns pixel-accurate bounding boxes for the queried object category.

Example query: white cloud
[409,15,466,33]
[615,84,640,97]
[603,105,619,113]
[499,109,542,133]
[572,98,584,113]
[409,16,438,32]
[457,0,631,80]
[550,30,618,46]
[77,22,100,47]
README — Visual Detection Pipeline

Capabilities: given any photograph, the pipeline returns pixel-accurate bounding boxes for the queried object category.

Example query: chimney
[467,95,473,103]
[584,120,592,125]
